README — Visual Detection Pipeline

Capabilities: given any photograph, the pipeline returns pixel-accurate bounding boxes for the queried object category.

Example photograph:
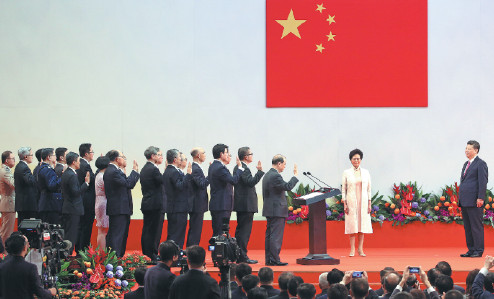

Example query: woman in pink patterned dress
[94,156,110,250]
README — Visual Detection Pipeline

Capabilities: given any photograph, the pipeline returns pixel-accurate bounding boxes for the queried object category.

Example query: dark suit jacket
[163,165,192,213]
[61,168,87,215]
[124,286,145,299]
[231,286,247,299]
[0,255,53,299]
[472,271,494,299]
[144,263,176,299]
[14,161,38,212]
[459,156,488,207]
[262,168,298,218]
[269,290,290,299]
[261,285,280,297]
[76,158,96,212]
[140,162,165,212]
[37,162,62,212]
[103,163,139,216]
[169,269,220,299]
[208,160,242,211]
[233,162,264,212]
[189,162,209,213]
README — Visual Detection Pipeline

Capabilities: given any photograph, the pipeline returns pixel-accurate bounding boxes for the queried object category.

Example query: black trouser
[235,212,254,261]
[62,214,80,255]
[77,211,95,252]
[211,210,232,237]
[462,206,484,254]
[17,211,38,229]
[265,217,285,263]
[107,214,130,258]
[141,210,162,259]
[167,212,188,249]
[39,211,62,225]
[186,212,204,247]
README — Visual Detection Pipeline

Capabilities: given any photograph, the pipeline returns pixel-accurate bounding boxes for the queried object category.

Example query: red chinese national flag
[266,0,428,107]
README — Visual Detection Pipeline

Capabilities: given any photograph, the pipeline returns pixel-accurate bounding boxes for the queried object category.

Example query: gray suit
[0,165,15,246]
[262,168,298,263]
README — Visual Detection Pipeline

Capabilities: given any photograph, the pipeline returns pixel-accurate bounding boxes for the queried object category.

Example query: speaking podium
[293,188,341,265]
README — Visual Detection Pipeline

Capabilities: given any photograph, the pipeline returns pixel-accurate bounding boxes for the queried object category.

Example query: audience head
[212,143,231,164]
[258,267,274,285]
[242,274,260,293]
[191,147,206,163]
[55,147,68,163]
[66,152,80,169]
[393,293,413,299]
[351,278,369,299]
[2,151,15,168]
[406,275,418,288]
[238,147,251,162]
[134,266,147,286]
[436,261,453,276]
[278,271,295,291]
[485,272,494,293]
[380,267,395,280]
[444,290,463,299]
[427,268,441,287]
[5,234,28,256]
[327,268,345,285]
[384,272,401,293]
[248,287,268,299]
[35,148,43,162]
[465,269,479,296]
[327,283,349,299]
[272,154,286,172]
[410,289,426,299]
[297,283,316,299]
[95,156,110,171]
[435,274,453,294]
[18,147,33,163]
[186,245,206,268]
[235,263,253,284]
[79,143,94,161]
[288,276,304,297]
[319,272,329,290]
[158,240,179,262]
[41,148,55,164]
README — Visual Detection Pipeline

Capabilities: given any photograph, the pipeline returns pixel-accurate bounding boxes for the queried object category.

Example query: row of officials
[0,143,299,265]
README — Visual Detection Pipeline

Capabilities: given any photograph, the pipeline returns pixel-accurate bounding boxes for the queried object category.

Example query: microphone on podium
[303,172,322,189]
[306,172,333,189]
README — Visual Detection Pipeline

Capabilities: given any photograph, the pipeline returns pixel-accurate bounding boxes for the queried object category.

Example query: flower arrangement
[286,183,315,224]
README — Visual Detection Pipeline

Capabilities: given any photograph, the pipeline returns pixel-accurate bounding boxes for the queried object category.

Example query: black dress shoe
[470,252,483,258]
[460,252,472,257]
[245,259,258,264]
[271,261,288,266]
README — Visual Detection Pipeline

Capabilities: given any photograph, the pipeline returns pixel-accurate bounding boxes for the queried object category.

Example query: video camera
[208,218,240,267]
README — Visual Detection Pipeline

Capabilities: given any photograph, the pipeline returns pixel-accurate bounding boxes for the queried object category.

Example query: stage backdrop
[0,0,493,220]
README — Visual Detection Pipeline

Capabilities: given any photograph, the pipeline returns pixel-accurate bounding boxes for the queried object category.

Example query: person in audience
[406,276,419,290]
[76,143,96,252]
[187,147,209,247]
[393,293,413,299]
[340,271,378,299]
[376,267,396,296]
[288,276,304,299]
[409,289,426,299]
[258,266,280,297]
[350,278,369,299]
[443,290,463,299]
[435,275,454,295]
[232,263,253,298]
[465,269,480,298]
[327,268,345,285]
[94,156,110,250]
[390,267,440,299]
[297,283,316,299]
[144,240,178,299]
[270,271,295,299]
[37,148,62,224]
[229,263,239,292]
[382,272,401,299]
[168,245,220,299]
[248,287,268,299]
[238,274,260,298]
[124,266,147,299]
[427,268,441,288]
[14,147,38,227]
[316,272,329,298]
[54,147,68,178]
[435,261,465,293]
[471,255,494,299]
[327,284,349,299]
[0,151,16,247]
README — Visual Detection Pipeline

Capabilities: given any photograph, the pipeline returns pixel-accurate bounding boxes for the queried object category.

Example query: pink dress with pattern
[95,172,109,228]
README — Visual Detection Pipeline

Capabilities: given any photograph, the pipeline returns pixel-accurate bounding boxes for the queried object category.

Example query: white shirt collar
[214,159,225,166]
[469,155,477,163]
[68,167,77,174]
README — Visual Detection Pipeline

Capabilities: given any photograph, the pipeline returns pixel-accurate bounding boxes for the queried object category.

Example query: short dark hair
[427,268,441,287]
[66,152,79,166]
[186,245,206,267]
[5,234,26,255]
[465,269,480,296]
[467,140,480,152]
[272,154,285,165]
[258,267,274,284]
[384,272,400,293]
[380,267,395,279]
[247,287,268,299]
[349,149,363,160]
[406,275,418,288]
[351,278,369,299]
[1,151,12,164]
[278,272,294,291]
[166,149,180,164]
[485,272,494,293]
[435,274,454,294]
[287,276,304,297]
[158,240,179,262]
[393,292,413,299]
[238,147,250,160]
[144,146,160,160]
[35,148,43,162]
[79,143,92,157]
[436,261,452,276]
[327,268,345,285]
[95,156,110,170]
[134,266,147,286]
[327,283,349,299]
[242,274,260,293]
[297,283,316,299]
[41,148,54,161]
[106,150,120,162]
[190,148,200,158]
[212,144,229,159]
[444,290,463,299]
[55,147,68,162]
[410,289,426,299]
[236,263,253,282]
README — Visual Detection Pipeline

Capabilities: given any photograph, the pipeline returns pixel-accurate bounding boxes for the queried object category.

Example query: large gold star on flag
[276,9,306,39]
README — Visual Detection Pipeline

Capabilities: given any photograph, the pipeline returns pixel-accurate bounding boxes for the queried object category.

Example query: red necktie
[463,161,471,177]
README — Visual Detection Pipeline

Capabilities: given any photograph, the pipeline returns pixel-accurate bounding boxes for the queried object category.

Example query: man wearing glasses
[0,151,16,247]
[76,143,96,252]
[37,148,62,225]
[104,150,139,257]
[14,147,38,228]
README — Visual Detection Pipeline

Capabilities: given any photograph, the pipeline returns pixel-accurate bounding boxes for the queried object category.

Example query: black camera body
[208,221,240,267]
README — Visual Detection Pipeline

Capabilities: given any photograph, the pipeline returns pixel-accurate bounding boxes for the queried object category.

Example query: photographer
[0,233,56,298]
[144,240,178,299]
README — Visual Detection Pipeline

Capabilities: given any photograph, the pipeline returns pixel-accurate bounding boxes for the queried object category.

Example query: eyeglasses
[89,151,94,154]
[246,153,254,156]
[6,157,15,160]
[118,155,127,160]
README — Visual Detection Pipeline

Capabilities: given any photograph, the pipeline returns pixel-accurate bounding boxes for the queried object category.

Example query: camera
[208,219,240,267]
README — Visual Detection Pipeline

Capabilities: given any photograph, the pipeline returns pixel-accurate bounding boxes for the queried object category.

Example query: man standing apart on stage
[104,150,139,258]
[459,140,488,258]
[233,147,264,264]
[208,144,243,237]
[186,147,209,247]
[262,155,298,266]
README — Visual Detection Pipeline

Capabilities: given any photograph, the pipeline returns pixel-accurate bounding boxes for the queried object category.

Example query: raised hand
[236,156,241,167]
[294,164,298,176]
[133,160,139,172]
[187,162,192,174]
[85,171,90,184]
[256,160,262,171]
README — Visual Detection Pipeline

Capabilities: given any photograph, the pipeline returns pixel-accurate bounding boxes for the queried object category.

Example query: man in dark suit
[472,256,494,299]
[233,147,264,264]
[54,147,67,178]
[459,140,488,258]
[259,267,281,297]
[169,245,220,299]
[187,147,209,247]
[37,148,63,225]
[0,233,56,298]
[61,152,89,255]
[262,155,298,266]
[144,240,178,299]
[140,146,165,261]
[208,143,243,237]
[104,150,140,257]
[270,272,294,299]
[76,143,96,252]
[163,149,192,248]
[14,147,38,228]
[124,266,147,299]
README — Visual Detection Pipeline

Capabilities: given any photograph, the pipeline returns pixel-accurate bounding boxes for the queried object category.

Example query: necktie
[463,161,471,177]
